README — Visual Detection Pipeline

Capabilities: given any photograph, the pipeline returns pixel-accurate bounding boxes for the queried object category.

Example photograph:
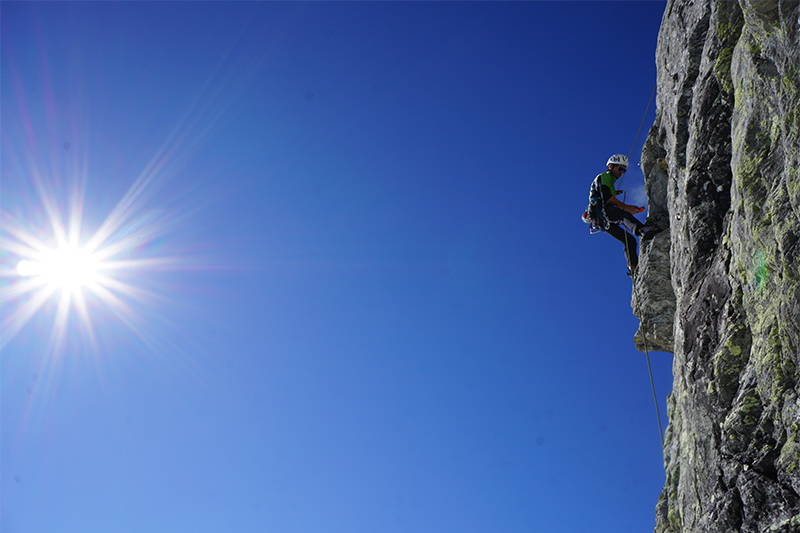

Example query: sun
[17,244,102,292]
[0,174,187,352]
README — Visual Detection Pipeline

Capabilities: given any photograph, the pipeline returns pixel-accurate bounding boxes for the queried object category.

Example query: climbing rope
[616,85,658,191]
[616,85,666,449]
[644,344,666,448]
[634,274,666,449]
[627,85,657,164]
[585,85,665,448]
[624,188,666,449]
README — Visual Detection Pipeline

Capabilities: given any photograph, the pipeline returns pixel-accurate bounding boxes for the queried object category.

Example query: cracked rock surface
[633,1,800,531]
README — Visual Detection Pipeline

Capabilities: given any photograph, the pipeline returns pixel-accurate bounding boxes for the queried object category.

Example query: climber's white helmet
[607,154,629,168]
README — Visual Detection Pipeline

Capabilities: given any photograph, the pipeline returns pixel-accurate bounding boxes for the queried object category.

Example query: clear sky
[1,2,672,532]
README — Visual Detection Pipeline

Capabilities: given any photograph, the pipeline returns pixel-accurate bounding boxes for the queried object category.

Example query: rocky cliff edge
[633,1,800,531]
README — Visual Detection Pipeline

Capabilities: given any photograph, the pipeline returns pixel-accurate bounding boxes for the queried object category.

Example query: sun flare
[0,175,188,352]
[17,244,102,291]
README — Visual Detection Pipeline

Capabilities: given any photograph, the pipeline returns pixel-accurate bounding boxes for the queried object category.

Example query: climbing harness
[581,173,617,234]
[581,199,609,234]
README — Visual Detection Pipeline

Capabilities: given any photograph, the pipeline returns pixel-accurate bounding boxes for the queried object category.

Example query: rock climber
[583,154,661,275]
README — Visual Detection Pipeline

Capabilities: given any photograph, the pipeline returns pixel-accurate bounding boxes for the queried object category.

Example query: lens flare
[1,21,240,354]
[0,176,189,353]
[17,245,101,290]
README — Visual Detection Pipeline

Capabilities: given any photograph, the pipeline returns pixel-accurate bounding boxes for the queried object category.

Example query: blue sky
[1,2,671,532]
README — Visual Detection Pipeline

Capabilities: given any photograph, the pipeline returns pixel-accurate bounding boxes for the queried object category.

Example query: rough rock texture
[633,1,800,531]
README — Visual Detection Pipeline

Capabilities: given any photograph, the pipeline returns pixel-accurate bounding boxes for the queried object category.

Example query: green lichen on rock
[667,507,682,532]
[778,426,800,475]
[753,250,769,291]
[713,3,744,95]
[760,323,798,402]
[711,313,752,407]
[715,47,736,94]
[769,115,781,145]
[735,136,771,215]
[738,391,762,427]
[767,514,800,532]
[780,65,799,99]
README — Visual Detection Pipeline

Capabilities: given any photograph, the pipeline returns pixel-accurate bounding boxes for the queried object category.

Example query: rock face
[634,1,800,531]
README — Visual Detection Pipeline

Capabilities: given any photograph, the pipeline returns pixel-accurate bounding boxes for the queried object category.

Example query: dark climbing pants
[603,204,645,269]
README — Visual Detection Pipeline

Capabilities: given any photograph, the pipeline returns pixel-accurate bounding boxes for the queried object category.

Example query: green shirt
[589,170,619,203]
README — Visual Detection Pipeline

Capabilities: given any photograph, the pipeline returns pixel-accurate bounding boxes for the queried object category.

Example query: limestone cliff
[633,0,800,531]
